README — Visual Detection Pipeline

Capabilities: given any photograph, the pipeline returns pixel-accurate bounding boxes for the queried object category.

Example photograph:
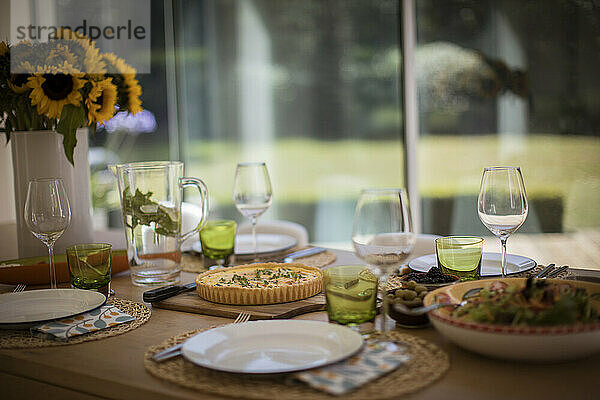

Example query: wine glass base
[203,254,235,269]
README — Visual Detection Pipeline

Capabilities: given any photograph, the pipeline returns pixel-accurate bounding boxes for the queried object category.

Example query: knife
[143,282,196,303]
[281,247,326,262]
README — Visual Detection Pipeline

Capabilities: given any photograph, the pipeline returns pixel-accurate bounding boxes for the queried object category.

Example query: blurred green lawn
[176,134,599,231]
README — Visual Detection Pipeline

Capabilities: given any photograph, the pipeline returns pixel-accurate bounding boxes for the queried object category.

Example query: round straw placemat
[181,253,205,273]
[144,328,449,399]
[181,249,337,274]
[293,250,337,269]
[0,297,151,349]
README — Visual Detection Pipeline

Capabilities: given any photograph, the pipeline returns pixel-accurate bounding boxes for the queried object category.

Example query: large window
[174,0,404,244]
[83,0,599,255]
[414,0,600,238]
[87,0,172,228]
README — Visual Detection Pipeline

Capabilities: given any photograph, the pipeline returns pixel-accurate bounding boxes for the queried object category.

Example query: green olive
[402,299,423,307]
[405,281,417,290]
[402,290,417,300]
[415,285,427,293]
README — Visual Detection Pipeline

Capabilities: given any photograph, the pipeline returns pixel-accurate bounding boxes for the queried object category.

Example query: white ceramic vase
[11,129,94,258]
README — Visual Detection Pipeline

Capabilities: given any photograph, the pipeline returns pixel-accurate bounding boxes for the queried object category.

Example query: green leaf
[121,186,179,237]
[56,104,86,166]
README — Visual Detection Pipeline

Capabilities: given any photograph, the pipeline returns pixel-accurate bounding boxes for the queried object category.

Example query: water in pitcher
[124,203,182,286]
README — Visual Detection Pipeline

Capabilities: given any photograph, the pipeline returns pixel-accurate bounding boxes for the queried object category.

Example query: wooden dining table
[1,248,598,400]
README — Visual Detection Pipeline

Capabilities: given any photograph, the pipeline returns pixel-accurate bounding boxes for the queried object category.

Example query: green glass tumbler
[324,265,378,332]
[66,243,112,296]
[435,236,483,281]
[200,220,237,268]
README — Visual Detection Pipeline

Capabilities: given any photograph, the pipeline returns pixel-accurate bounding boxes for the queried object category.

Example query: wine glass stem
[48,242,57,289]
[250,216,258,261]
[379,272,390,332]
[500,236,508,278]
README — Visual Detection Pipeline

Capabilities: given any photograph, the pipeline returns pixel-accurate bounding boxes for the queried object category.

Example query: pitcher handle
[179,177,209,243]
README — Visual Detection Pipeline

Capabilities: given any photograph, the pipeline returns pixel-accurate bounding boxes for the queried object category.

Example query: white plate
[0,289,106,329]
[408,252,536,276]
[181,320,364,374]
[192,233,297,257]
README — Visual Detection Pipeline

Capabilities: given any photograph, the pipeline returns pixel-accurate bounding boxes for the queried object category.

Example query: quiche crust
[195,262,323,305]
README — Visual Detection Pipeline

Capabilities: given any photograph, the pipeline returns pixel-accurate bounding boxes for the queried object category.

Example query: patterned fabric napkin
[32,305,136,341]
[294,339,411,395]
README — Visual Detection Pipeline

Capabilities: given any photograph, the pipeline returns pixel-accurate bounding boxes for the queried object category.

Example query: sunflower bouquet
[0,29,142,165]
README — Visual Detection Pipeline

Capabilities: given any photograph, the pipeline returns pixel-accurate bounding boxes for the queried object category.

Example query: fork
[152,311,252,362]
[13,284,26,293]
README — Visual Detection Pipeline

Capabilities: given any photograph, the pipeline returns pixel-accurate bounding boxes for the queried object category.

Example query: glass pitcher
[113,161,208,286]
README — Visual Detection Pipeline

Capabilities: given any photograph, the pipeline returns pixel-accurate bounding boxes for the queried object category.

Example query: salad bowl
[423,278,600,362]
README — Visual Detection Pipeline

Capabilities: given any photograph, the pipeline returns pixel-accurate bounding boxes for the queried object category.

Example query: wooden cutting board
[153,291,327,320]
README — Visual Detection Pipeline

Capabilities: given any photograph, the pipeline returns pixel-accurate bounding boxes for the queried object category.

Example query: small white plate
[0,289,106,329]
[408,252,536,276]
[192,233,297,257]
[181,320,364,374]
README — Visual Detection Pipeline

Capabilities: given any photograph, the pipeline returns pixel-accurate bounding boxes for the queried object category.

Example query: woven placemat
[144,328,448,399]
[181,249,337,274]
[0,297,151,349]
[180,253,206,273]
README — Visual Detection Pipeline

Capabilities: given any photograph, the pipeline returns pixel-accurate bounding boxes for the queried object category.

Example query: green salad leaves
[452,278,600,326]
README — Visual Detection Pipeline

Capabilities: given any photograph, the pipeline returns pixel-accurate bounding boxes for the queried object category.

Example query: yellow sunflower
[53,28,106,74]
[102,53,143,114]
[0,41,8,57]
[125,77,143,115]
[46,43,78,69]
[27,62,85,119]
[8,61,35,93]
[86,79,117,125]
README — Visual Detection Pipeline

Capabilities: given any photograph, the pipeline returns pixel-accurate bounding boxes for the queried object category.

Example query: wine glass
[477,166,528,277]
[232,162,273,260]
[352,188,415,332]
[24,178,71,289]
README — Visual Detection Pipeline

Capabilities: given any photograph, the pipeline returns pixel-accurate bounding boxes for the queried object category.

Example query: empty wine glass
[24,178,71,289]
[232,162,273,260]
[478,166,528,277]
[352,188,415,332]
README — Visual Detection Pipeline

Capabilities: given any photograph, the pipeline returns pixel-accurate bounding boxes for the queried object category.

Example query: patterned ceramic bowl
[423,278,600,362]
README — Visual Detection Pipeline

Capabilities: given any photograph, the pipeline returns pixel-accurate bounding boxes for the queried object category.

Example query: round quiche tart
[195,262,323,305]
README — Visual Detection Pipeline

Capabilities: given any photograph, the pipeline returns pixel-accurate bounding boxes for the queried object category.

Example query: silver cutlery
[12,284,26,293]
[535,263,556,278]
[546,265,569,278]
[392,287,482,316]
[260,247,326,264]
[152,311,252,363]
[282,247,326,262]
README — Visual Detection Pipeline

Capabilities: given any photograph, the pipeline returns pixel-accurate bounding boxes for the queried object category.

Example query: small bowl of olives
[387,281,430,328]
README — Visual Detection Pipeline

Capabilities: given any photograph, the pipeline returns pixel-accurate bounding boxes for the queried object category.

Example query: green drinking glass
[435,236,483,281]
[324,265,378,332]
[66,243,112,296]
[200,220,237,268]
